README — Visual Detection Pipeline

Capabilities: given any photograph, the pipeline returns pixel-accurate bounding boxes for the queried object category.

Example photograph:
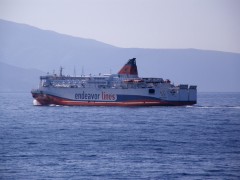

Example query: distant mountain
[0,61,43,92]
[0,19,240,92]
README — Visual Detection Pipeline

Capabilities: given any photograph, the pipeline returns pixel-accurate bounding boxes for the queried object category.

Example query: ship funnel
[118,58,138,77]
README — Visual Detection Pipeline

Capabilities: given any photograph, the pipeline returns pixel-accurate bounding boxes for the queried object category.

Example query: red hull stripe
[33,93,196,106]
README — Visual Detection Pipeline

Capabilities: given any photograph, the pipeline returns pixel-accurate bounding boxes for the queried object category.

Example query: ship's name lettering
[75,92,100,100]
[75,91,116,101]
[102,92,116,101]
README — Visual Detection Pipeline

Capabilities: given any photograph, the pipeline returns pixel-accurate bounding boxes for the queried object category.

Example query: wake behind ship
[31,58,197,106]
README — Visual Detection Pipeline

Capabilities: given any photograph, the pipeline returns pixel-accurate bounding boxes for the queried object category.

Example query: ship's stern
[188,85,197,104]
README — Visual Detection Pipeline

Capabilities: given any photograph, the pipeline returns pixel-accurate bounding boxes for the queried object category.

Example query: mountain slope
[0,19,240,92]
[0,62,44,92]
[0,19,116,71]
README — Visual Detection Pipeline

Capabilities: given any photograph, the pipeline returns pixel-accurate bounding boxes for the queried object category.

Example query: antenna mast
[73,66,76,77]
[60,66,63,77]
[81,66,85,77]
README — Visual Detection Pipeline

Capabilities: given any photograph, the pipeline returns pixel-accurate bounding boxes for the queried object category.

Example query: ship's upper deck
[39,73,167,89]
[37,58,196,90]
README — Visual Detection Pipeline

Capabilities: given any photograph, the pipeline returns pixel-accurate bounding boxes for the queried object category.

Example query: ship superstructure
[31,58,197,106]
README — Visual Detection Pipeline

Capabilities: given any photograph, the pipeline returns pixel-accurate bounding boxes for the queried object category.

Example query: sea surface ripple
[0,92,240,179]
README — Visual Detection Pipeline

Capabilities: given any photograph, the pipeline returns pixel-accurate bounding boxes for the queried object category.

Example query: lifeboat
[133,79,144,83]
[123,79,134,83]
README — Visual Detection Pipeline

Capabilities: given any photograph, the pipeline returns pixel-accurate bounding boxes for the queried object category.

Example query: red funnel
[118,58,138,76]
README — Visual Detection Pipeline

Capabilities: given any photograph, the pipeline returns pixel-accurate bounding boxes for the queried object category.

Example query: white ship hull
[32,86,197,106]
[31,58,197,106]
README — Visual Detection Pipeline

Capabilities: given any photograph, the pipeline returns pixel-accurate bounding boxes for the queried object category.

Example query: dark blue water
[0,93,240,179]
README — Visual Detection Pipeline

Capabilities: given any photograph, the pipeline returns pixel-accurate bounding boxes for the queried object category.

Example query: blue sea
[0,92,240,179]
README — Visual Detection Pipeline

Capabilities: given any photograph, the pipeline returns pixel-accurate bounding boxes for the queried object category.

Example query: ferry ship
[31,58,197,106]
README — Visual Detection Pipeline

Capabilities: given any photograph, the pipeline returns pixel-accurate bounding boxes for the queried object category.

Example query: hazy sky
[0,0,240,53]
